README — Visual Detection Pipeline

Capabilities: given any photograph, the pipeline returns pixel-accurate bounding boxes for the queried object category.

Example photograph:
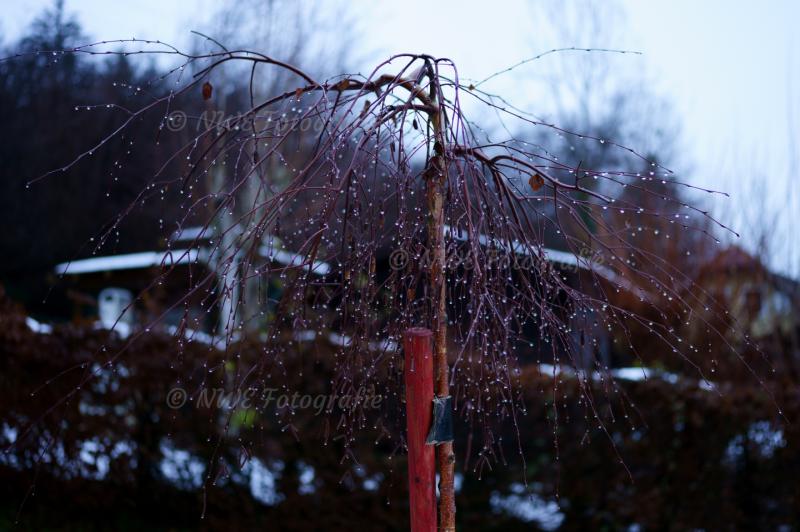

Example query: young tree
[19,39,740,529]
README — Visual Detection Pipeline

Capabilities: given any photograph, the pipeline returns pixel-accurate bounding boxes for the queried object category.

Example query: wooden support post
[404,328,437,532]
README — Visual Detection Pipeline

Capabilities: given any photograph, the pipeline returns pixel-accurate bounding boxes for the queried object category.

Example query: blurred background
[1,0,799,529]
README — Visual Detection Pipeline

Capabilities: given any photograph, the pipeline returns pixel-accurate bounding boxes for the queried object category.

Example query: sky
[2,0,799,274]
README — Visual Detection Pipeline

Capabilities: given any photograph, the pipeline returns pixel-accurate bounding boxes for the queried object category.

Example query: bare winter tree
[182,0,358,335]
[17,38,749,529]
[512,0,727,374]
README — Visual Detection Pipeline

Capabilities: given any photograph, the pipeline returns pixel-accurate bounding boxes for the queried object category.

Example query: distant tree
[498,0,734,373]
[185,0,358,334]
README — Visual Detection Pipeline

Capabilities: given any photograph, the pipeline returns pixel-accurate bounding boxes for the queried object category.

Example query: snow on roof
[54,243,331,277]
[170,226,211,243]
[443,224,648,297]
[258,245,332,276]
[173,226,333,275]
[55,249,201,275]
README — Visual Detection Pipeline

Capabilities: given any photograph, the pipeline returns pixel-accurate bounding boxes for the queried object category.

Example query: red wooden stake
[404,328,437,532]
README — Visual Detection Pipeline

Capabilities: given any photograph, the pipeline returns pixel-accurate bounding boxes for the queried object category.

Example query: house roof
[443,224,651,299]
[55,229,331,277]
[55,249,200,275]
[703,246,762,273]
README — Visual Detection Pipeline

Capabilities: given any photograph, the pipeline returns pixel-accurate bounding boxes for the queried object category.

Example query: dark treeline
[0,4,186,280]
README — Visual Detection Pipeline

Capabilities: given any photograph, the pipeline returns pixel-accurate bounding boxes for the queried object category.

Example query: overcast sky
[3,0,799,274]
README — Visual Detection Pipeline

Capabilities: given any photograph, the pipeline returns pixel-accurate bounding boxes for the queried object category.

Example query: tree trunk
[425,85,456,531]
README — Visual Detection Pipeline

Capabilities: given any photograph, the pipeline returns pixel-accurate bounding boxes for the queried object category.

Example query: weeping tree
[22,39,748,529]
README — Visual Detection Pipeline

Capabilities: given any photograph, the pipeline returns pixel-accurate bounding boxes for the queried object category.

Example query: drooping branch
[14,41,765,503]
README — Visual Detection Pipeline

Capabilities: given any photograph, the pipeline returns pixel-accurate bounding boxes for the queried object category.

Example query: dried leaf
[360,100,371,119]
[202,82,213,101]
[294,87,303,100]
[529,173,544,191]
